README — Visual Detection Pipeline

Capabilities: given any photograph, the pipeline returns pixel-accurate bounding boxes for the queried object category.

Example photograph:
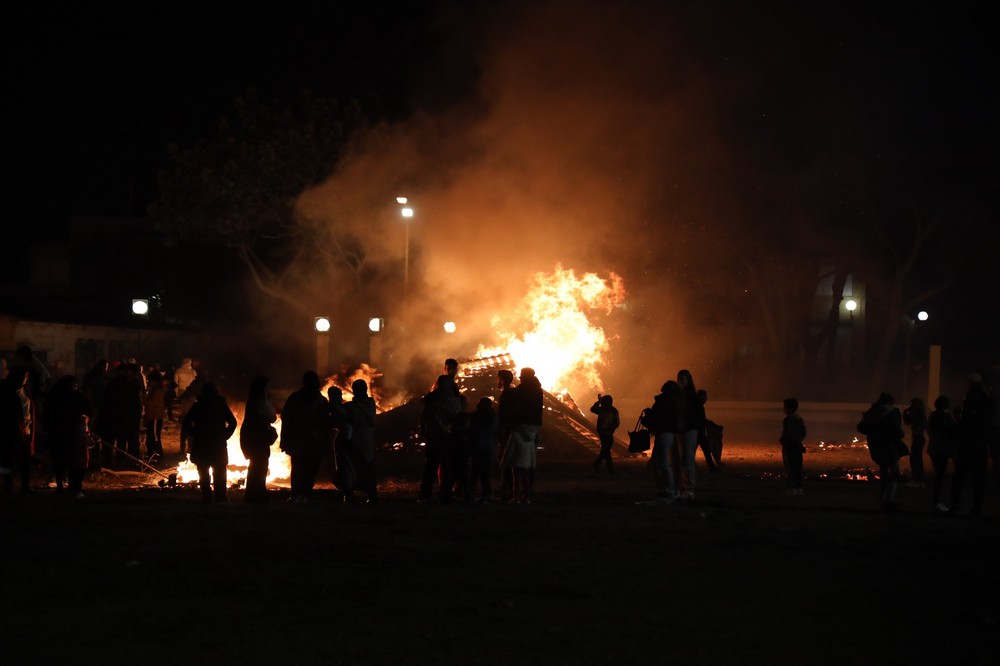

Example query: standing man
[279,371,330,504]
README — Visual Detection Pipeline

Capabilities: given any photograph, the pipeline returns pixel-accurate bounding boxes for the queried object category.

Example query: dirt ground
[4,420,998,666]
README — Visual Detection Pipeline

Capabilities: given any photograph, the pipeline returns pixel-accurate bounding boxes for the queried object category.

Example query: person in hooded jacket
[182,383,237,503]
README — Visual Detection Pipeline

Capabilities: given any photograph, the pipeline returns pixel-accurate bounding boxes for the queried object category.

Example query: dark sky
[7,3,996,230]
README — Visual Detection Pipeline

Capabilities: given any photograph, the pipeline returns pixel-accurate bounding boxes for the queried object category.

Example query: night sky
[6,1,999,393]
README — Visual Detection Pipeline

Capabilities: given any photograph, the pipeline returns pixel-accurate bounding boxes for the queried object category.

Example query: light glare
[314,317,331,333]
[132,299,149,315]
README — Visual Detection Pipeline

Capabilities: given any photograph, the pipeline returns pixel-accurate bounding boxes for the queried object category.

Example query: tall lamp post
[901,310,929,401]
[132,299,149,360]
[314,317,331,376]
[397,197,414,316]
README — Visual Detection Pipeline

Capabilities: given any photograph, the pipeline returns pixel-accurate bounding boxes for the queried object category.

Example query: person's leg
[198,465,213,503]
[213,460,227,502]
[682,430,698,495]
[910,432,926,484]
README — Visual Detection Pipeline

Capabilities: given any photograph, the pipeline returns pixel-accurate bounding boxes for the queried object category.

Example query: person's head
[327,386,343,403]
[677,369,696,392]
[477,396,494,413]
[434,374,454,392]
[600,394,613,407]
[200,383,220,399]
[783,397,799,414]
[497,369,514,388]
[933,395,950,411]
[444,358,458,377]
[52,374,78,394]
[876,392,895,406]
[302,371,321,392]
[249,376,269,399]
[351,378,369,398]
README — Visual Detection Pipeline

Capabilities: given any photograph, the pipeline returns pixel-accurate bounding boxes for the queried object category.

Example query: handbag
[627,416,652,453]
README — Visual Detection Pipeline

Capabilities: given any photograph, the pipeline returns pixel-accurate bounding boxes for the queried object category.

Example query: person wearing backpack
[858,392,906,512]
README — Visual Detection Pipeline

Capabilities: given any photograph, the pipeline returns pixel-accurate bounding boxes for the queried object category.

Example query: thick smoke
[294,2,796,409]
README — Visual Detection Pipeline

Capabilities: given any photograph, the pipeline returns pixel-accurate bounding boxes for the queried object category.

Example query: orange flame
[478,264,625,394]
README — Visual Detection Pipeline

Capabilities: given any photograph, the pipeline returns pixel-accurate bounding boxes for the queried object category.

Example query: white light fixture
[396,196,408,204]
[917,310,929,322]
[368,317,384,333]
[401,207,414,218]
[845,299,857,312]
[314,317,331,333]
[443,321,457,334]
[132,299,149,316]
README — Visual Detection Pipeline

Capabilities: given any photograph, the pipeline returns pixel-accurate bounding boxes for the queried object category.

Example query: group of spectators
[418,359,543,505]
[0,348,200,497]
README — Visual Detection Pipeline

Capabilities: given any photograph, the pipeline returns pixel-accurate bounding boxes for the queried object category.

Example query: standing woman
[183,383,238,504]
[676,369,705,500]
[345,379,378,504]
[240,376,278,503]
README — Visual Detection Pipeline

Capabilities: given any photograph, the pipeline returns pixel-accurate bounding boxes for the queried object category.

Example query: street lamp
[132,299,149,360]
[398,197,414,315]
[369,316,384,367]
[901,310,929,400]
[844,299,857,320]
[443,321,457,334]
[314,317,331,375]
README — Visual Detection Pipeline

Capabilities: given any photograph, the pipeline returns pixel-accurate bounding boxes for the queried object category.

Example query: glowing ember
[478,264,625,394]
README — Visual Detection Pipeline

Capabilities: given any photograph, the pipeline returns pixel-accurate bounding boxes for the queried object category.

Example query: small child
[779,398,807,495]
[590,394,621,473]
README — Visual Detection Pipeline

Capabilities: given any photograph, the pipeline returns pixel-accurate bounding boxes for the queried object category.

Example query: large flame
[478,264,625,394]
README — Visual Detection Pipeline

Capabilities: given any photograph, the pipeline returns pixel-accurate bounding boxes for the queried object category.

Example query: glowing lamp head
[443,321,457,334]
[845,299,857,312]
[396,196,407,204]
[314,317,331,333]
[368,317,383,333]
[401,207,414,218]
[132,299,149,316]
[917,310,929,322]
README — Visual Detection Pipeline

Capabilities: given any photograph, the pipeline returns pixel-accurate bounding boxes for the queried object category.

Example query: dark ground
[4,430,998,666]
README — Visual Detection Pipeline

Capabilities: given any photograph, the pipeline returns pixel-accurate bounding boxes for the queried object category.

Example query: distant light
[132,299,149,316]
[917,310,929,322]
[314,317,331,333]
[396,196,408,204]
[443,321,457,334]
[368,317,384,333]
[845,299,857,312]
[401,207,414,218]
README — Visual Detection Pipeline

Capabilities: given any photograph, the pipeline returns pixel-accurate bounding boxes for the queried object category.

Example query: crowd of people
[0,348,202,497]
[2,346,998,516]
